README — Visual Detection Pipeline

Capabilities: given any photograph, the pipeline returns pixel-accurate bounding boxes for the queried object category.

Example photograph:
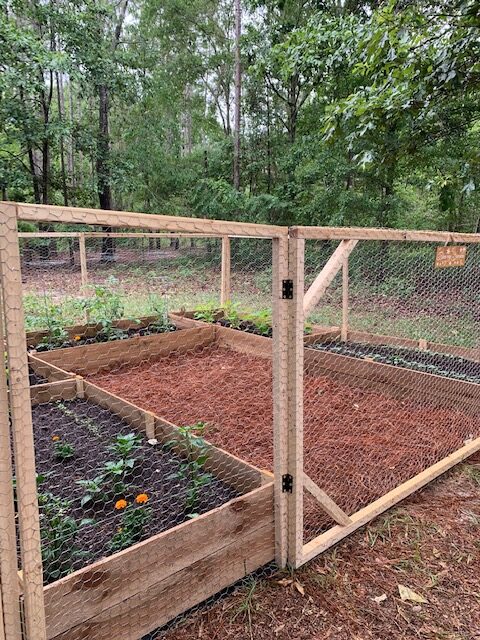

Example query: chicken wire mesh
[2,216,279,640]
[301,238,480,547]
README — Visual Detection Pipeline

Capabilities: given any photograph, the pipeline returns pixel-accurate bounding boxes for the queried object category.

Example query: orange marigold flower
[135,493,149,504]
[74,335,81,341]
[115,499,128,510]
[51,435,60,442]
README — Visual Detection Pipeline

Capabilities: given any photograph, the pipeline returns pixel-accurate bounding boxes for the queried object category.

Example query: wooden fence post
[79,233,88,287]
[287,237,305,568]
[0,203,47,640]
[0,289,22,640]
[220,236,231,306]
[341,253,349,342]
[272,237,289,567]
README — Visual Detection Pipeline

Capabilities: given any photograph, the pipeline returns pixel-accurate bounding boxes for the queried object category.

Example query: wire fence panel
[6,213,282,640]
[299,237,480,564]
[3,203,480,638]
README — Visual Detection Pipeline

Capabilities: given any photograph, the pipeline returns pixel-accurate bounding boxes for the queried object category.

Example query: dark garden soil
[29,368,47,386]
[33,322,177,352]
[89,345,480,541]
[309,339,480,384]
[215,318,272,338]
[32,399,239,585]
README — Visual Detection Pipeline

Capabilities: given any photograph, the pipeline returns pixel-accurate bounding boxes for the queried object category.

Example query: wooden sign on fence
[435,245,467,268]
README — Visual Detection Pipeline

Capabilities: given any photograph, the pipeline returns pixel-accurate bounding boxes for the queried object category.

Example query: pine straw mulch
[156,456,480,640]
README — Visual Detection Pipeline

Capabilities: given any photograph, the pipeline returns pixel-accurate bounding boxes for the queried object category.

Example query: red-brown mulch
[155,459,480,640]
[89,345,480,540]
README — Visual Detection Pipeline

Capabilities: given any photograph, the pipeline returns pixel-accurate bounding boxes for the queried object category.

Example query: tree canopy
[1,0,479,232]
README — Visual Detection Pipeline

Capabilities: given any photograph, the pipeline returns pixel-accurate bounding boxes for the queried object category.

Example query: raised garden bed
[307,339,480,384]
[171,309,334,340]
[34,325,479,538]
[23,379,273,640]
[27,314,195,352]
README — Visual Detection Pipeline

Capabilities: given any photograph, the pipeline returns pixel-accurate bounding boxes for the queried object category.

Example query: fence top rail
[8,202,287,239]
[290,225,480,243]
[18,231,224,239]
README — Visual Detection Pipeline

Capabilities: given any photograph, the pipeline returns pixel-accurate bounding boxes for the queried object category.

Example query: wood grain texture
[44,484,274,640]
[291,225,480,243]
[0,202,46,640]
[14,202,287,238]
[303,240,358,317]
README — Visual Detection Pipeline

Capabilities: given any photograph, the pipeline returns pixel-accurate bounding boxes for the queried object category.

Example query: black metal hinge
[282,279,293,299]
[282,474,293,493]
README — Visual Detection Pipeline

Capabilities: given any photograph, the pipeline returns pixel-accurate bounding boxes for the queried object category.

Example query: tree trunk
[97,83,115,262]
[56,71,68,206]
[233,0,241,190]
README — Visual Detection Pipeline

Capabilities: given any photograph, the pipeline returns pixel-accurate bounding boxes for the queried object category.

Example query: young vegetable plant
[108,433,142,460]
[81,277,126,341]
[76,475,107,507]
[53,439,75,461]
[167,422,213,516]
[39,492,94,582]
[193,302,217,323]
[102,459,136,496]
[109,503,152,552]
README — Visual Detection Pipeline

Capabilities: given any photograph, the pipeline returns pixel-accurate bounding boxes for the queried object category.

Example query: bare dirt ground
[156,457,480,640]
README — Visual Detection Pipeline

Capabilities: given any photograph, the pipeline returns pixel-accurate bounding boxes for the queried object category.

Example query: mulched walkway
[89,345,480,540]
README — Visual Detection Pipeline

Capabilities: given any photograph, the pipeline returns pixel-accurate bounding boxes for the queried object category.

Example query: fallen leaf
[294,580,305,596]
[398,584,428,604]
[277,578,293,587]
[372,593,387,604]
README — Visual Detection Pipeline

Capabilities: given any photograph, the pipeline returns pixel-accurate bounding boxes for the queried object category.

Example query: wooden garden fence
[1,201,480,640]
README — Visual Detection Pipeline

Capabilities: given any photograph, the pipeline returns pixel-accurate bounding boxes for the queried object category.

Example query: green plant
[77,475,107,507]
[246,309,272,336]
[148,294,174,332]
[32,295,69,350]
[53,440,75,460]
[109,504,152,552]
[193,302,217,323]
[222,301,242,328]
[56,401,102,436]
[39,492,93,582]
[109,433,142,459]
[167,422,212,514]
[102,458,136,496]
[81,277,125,340]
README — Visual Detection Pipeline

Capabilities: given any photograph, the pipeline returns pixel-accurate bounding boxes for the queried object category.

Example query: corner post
[0,284,22,640]
[272,237,289,567]
[287,235,304,568]
[341,252,349,341]
[220,236,231,306]
[0,203,47,640]
[79,233,88,288]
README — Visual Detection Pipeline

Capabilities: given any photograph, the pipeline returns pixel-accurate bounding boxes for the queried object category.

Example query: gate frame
[287,225,480,567]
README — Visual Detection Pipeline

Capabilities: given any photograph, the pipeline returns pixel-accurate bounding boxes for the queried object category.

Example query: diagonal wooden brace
[303,473,352,527]
[303,240,358,317]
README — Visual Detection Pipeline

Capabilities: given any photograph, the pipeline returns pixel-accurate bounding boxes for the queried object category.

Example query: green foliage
[81,277,125,339]
[39,492,93,582]
[53,440,75,461]
[167,422,212,515]
[108,433,142,460]
[109,504,152,553]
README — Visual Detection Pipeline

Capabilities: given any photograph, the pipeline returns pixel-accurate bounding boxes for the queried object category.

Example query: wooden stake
[0,287,22,640]
[303,240,358,318]
[79,233,87,288]
[341,253,349,342]
[220,236,231,306]
[287,237,305,568]
[0,203,46,640]
[272,237,289,567]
